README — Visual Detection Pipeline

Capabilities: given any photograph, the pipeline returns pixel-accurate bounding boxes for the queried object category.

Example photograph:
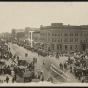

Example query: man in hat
[6,76,9,83]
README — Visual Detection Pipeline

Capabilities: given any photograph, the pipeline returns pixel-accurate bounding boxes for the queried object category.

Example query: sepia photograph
[0,1,88,86]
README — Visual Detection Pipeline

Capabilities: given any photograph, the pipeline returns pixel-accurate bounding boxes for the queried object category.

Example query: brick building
[40,23,88,52]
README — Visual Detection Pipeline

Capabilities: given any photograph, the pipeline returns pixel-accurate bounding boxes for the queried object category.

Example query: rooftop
[40,23,88,29]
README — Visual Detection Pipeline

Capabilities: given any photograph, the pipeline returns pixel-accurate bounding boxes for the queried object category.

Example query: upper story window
[70,45,72,50]
[57,44,59,50]
[75,33,78,36]
[52,33,53,36]
[58,34,59,36]
[75,38,78,42]
[70,33,73,36]
[65,45,67,50]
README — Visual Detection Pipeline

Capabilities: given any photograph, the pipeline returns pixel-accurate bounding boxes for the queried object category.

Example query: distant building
[33,31,40,43]
[25,28,40,47]
[40,23,88,52]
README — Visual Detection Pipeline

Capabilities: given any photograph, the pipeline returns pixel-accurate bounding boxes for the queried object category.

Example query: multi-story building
[24,28,40,47]
[40,23,88,52]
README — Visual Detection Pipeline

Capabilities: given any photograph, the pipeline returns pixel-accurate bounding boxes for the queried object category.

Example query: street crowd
[1,38,88,83]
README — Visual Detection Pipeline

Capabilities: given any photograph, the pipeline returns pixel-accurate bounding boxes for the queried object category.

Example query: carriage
[18,59,28,66]
[17,66,26,77]
[73,66,83,76]
[23,71,32,82]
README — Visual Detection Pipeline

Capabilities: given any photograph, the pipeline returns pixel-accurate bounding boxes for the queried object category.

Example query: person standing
[41,75,44,81]
[12,77,15,83]
[6,76,9,83]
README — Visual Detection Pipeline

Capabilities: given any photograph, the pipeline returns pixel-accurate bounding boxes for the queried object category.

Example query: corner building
[40,23,88,52]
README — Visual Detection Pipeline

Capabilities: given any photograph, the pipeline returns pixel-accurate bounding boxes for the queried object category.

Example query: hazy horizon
[0,2,88,33]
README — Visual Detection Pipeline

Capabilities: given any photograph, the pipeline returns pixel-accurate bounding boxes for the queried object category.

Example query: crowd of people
[2,38,88,83]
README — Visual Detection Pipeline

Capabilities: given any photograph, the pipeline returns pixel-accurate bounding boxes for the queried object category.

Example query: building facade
[25,28,40,47]
[40,23,88,52]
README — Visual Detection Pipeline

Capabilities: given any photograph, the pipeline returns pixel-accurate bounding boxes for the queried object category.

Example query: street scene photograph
[0,2,88,86]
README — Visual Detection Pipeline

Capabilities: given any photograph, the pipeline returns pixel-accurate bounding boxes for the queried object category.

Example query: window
[58,40,59,42]
[70,45,72,50]
[52,33,53,36]
[65,45,67,50]
[58,34,59,36]
[69,33,73,36]
[60,45,62,50]
[55,34,56,36]
[55,40,56,42]
[52,44,54,50]
[57,44,59,50]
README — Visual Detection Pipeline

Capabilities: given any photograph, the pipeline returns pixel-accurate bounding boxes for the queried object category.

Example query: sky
[0,2,88,33]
